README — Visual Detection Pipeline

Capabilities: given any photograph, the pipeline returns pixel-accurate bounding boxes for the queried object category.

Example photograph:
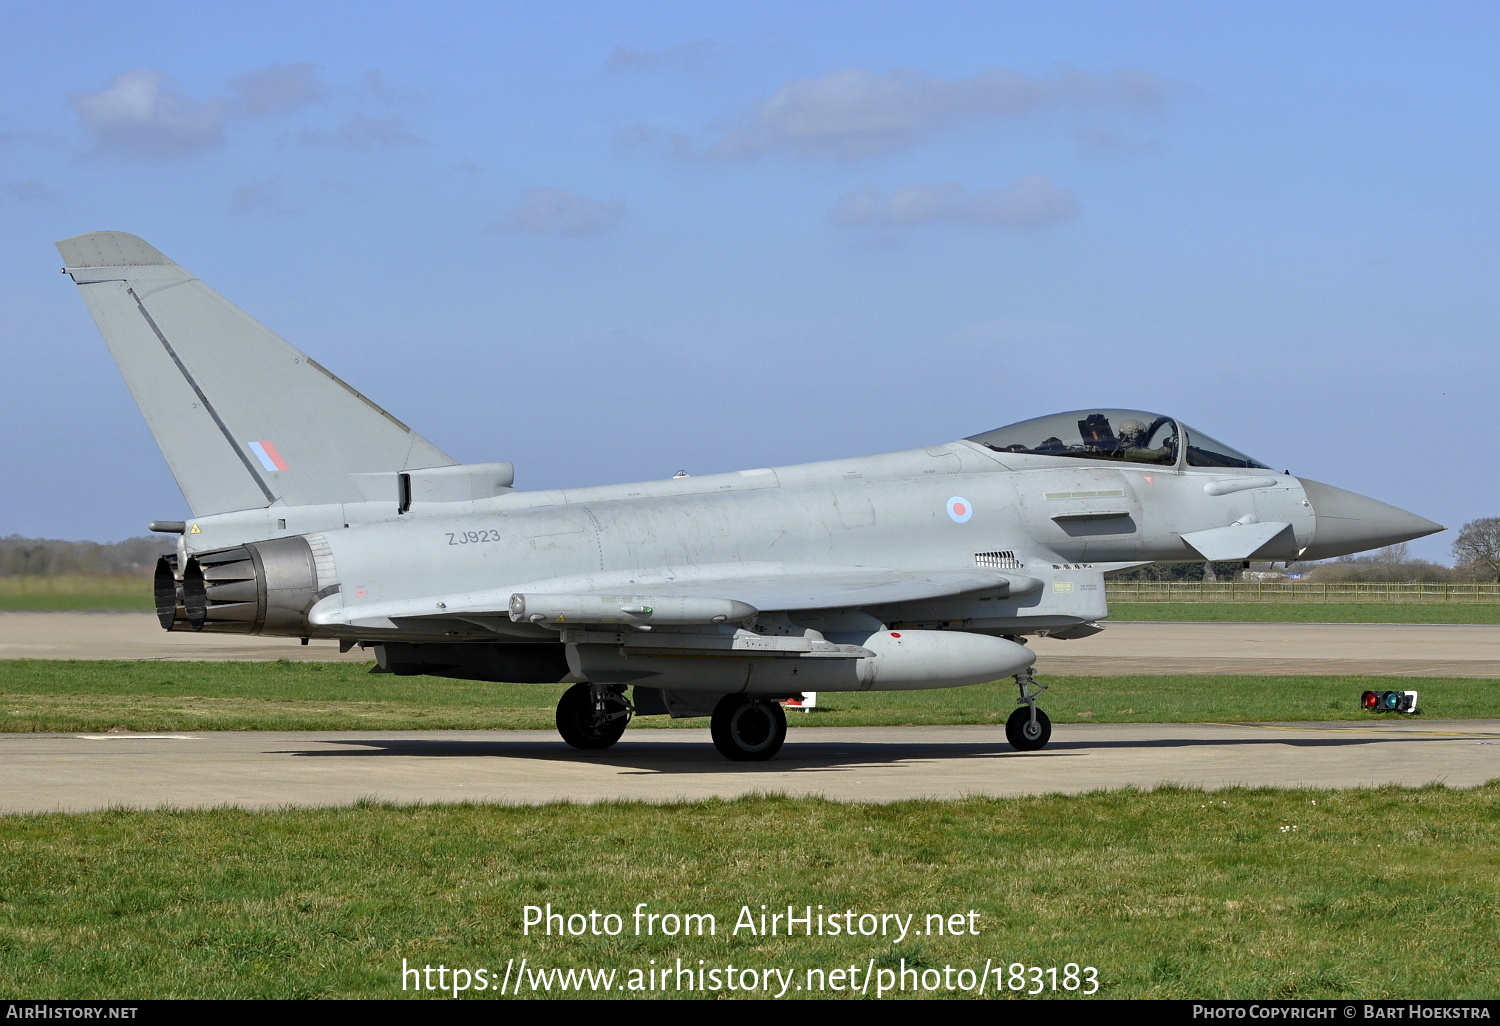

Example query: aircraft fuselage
[176,439,1315,644]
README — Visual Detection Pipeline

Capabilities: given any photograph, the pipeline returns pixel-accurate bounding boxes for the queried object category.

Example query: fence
[1106,582,1500,604]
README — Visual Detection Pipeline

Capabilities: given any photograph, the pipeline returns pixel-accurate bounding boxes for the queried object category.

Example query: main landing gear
[554,686,788,760]
[555,683,632,750]
[710,694,787,762]
[1005,668,1051,752]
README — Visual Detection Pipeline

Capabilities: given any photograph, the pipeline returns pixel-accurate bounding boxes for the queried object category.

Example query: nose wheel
[1006,669,1051,751]
[556,683,631,750]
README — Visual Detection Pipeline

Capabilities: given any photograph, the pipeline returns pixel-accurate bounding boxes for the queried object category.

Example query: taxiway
[3,720,1496,813]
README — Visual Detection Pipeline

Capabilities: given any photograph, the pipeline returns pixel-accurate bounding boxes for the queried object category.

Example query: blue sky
[2,1,1495,561]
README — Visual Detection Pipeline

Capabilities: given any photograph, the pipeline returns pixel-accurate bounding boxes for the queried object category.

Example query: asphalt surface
[2,613,1495,812]
[4,720,1497,813]
[3,612,1499,676]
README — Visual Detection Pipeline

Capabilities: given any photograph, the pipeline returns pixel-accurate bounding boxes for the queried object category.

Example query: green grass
[1109,602,1500,623]
[0,787,1495,999]
[0,576,153,611]
[1,660,1494,733]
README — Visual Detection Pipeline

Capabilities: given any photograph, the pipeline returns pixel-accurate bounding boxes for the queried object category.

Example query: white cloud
[1074,125,1159,155]
[485,188,623,237]
[70,65,421,159]
[696,66,1169,160]
[613,122,659,149]
[295,113,423,149]
[361,70,427,108]
[7,180,60,202]
[228,63,330,119]
[0,130,61,151]
[606,40,725,73]
[229,179,297,214]
[71,68,224,159]
[834,176,1079,230]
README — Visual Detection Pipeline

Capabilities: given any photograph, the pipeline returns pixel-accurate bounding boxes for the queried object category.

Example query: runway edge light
[1361,690,1419,714]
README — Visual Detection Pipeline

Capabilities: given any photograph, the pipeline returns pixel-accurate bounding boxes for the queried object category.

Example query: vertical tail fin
[57,232,455,516]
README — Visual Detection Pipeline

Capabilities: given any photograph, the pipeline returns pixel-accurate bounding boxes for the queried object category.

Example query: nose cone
[1298,478,1445,560]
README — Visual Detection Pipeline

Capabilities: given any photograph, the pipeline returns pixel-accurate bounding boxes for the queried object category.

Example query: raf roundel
[946,496,973,523]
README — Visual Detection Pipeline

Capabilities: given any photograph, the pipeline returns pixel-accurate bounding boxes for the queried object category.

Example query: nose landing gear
[1005,669,1051,751]
[556,683,632,750]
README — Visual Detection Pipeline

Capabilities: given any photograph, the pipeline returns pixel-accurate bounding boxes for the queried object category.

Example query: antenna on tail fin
[57,232,455,516]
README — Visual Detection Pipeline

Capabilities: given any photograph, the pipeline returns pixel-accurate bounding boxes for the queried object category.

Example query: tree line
[0,535,167,577]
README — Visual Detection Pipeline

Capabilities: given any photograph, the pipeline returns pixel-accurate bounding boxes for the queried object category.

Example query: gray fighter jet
[57,231,1444,760]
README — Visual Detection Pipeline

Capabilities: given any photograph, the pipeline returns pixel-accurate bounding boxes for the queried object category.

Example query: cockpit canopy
[966,409,1270,470]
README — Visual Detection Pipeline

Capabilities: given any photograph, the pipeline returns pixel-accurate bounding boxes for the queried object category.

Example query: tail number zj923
[446,530,504,546]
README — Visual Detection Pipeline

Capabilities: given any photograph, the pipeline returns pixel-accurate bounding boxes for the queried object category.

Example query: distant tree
[1452,518,1500,581]
[1107,560,1242,582]
[1203,560,1245,582]
[0,535,166,576]
[1369,542,1412,564]
[1304,543,1453,583]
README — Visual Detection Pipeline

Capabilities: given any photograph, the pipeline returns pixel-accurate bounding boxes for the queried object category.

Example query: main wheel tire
[710,695,787,761]
[556,683,630,750]
[1005,706,1051,751]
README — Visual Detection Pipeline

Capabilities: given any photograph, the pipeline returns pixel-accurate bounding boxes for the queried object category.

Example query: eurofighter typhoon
[57,232,1444,760]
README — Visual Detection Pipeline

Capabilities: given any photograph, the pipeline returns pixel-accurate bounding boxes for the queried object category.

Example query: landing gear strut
[710,694,787,761]
[556,683,632,750]
[1005,668,1051,751]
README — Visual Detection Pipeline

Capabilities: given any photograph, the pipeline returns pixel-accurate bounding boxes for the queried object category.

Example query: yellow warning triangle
[188,524,201,534]
[554,614,566,622]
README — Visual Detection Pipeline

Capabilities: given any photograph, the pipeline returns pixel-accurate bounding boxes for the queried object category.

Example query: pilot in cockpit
[968,409,1183,467]
[1117,418,1148,447]
[1118,416,1177,464]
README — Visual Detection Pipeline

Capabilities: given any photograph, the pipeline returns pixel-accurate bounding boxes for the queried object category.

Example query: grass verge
[0,577,153,611]
[1108,602,1500,624]
[0,787,1495,999]
[0,660,1494,732]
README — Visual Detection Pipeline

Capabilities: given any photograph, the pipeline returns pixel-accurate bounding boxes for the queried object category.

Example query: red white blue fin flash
[248,440,289,473]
